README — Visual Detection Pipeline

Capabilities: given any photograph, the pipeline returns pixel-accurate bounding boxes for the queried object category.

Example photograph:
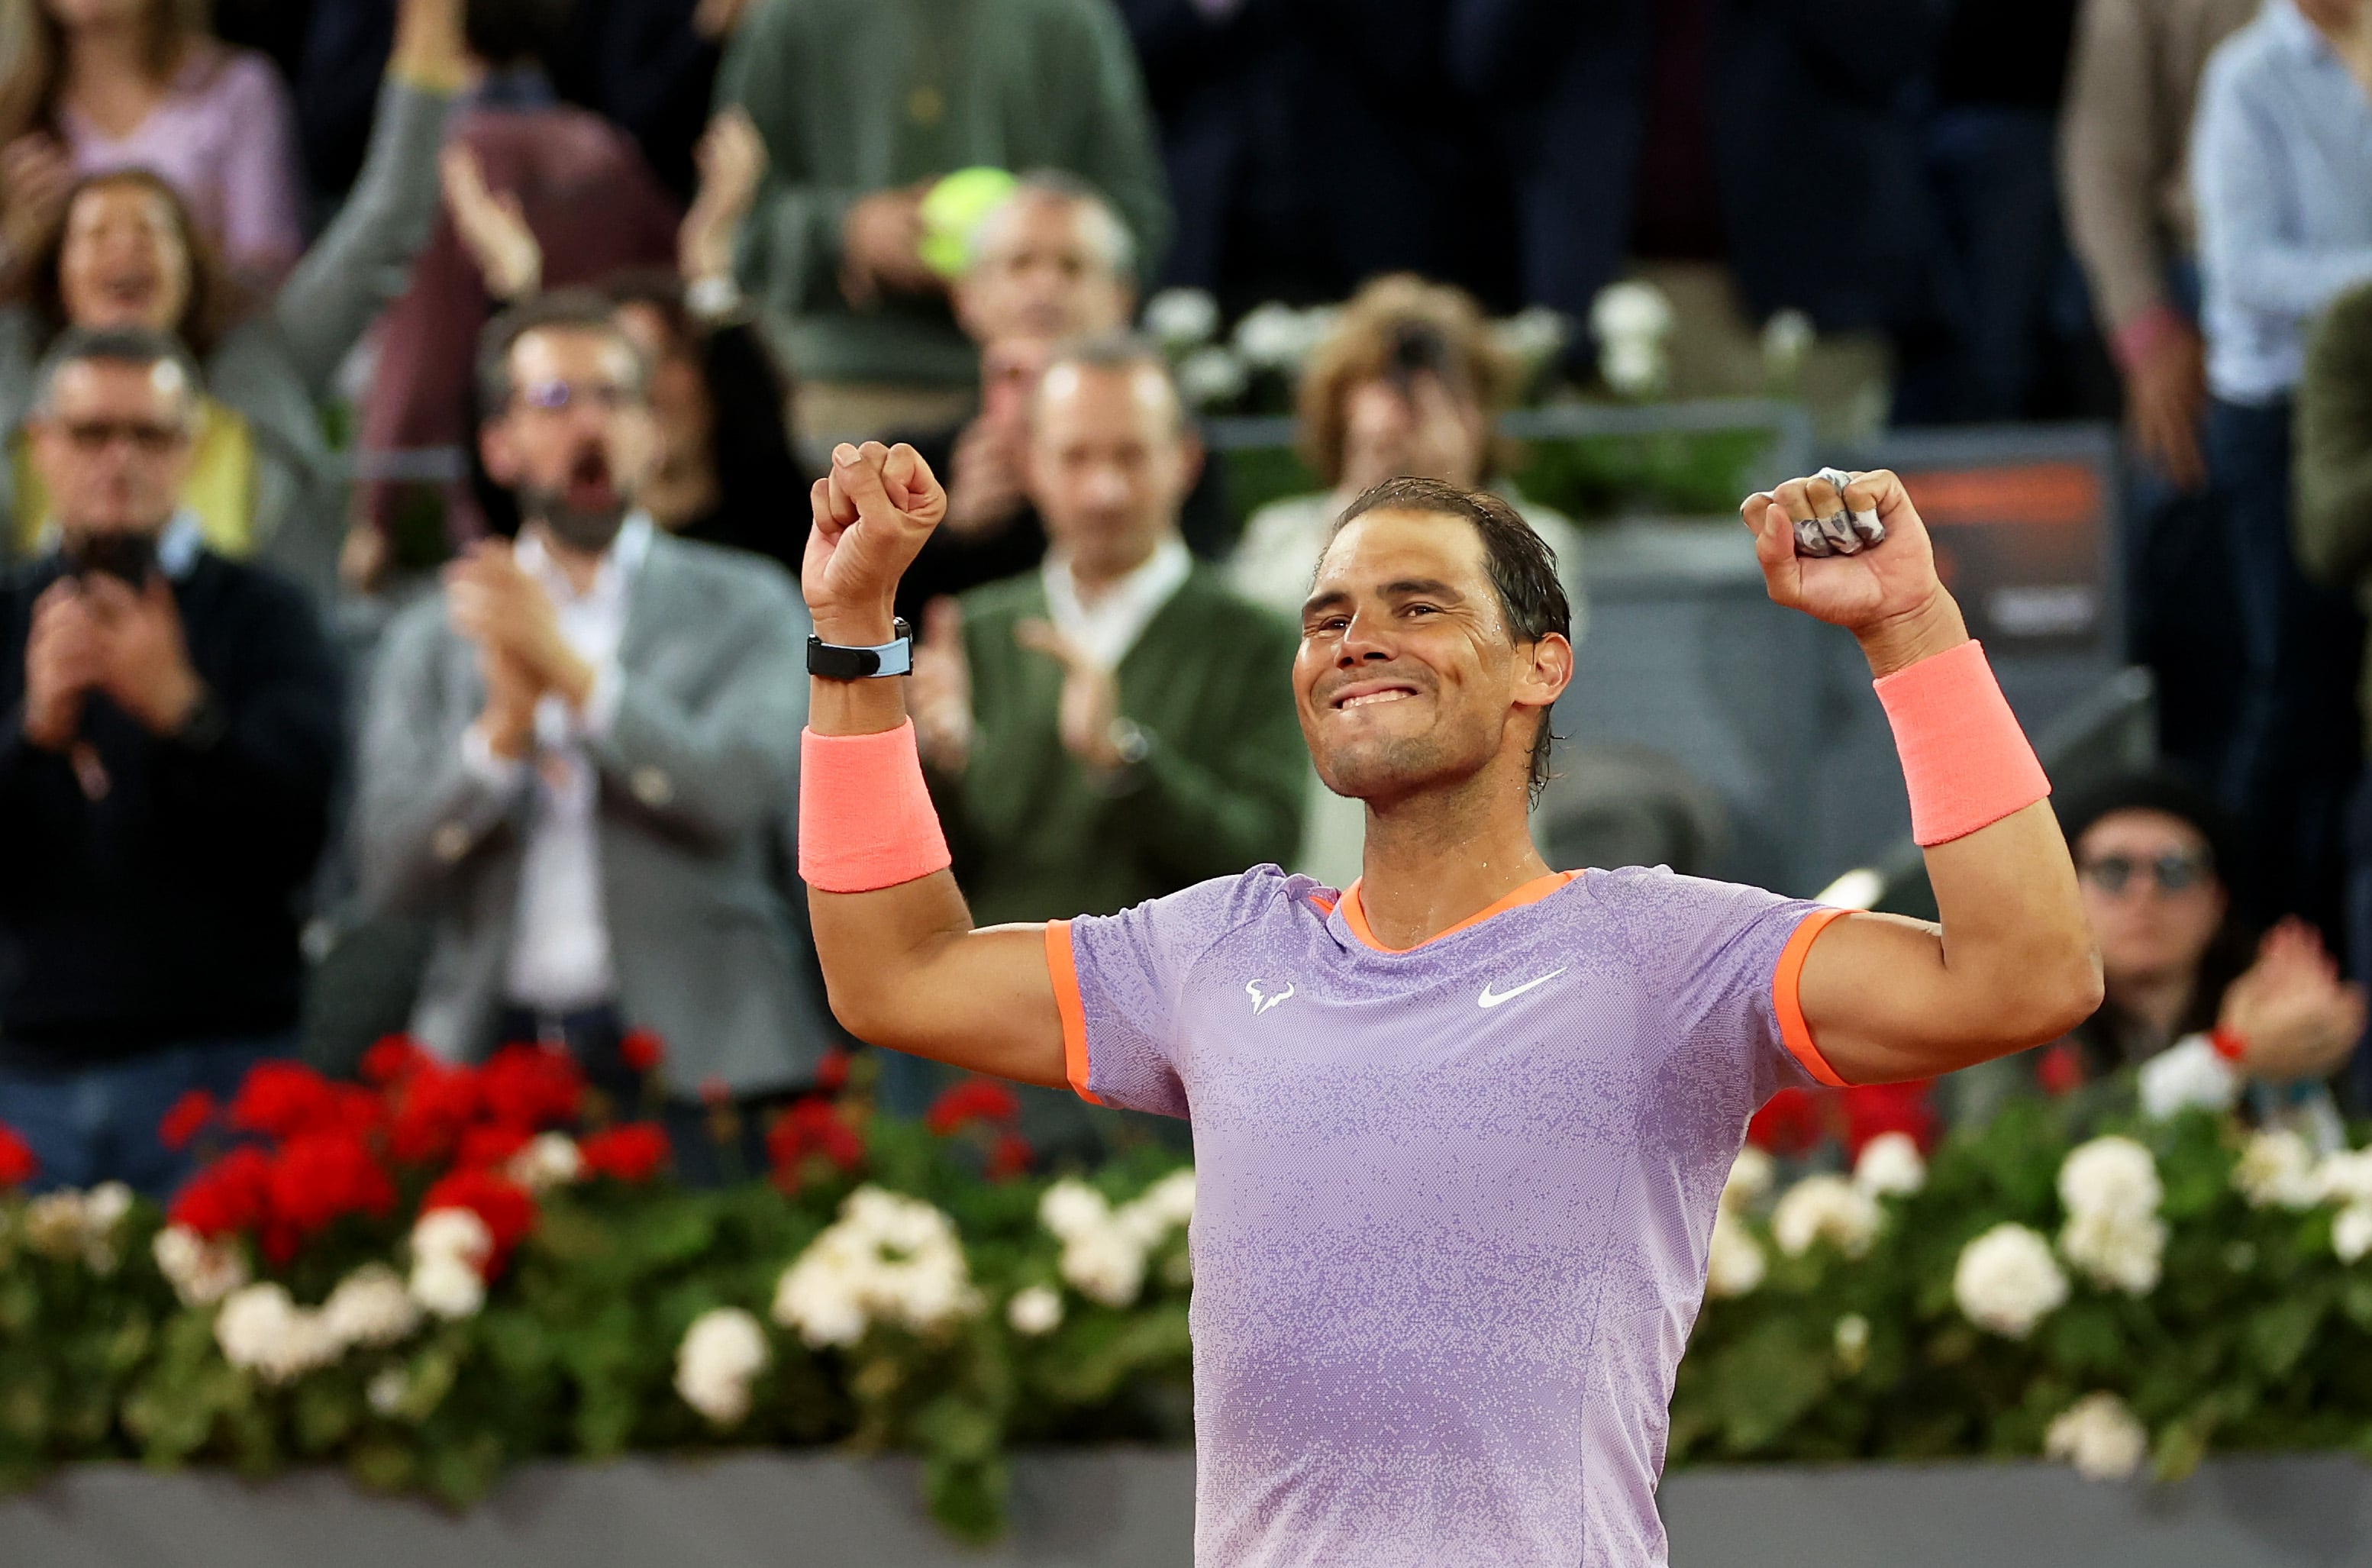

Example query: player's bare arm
[800,440,1069,1088]
[1741,469,2106,1085]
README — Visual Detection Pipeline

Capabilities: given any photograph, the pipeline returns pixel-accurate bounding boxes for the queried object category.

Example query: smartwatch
[807,618,915,680]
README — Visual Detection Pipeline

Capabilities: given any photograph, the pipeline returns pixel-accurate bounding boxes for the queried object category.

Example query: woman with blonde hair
[0,0,304,286]
[1225,273,1586,884]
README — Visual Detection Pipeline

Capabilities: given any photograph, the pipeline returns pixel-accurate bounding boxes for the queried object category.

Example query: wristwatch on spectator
[686,275,747,324]
[1086,717,1153,797]
[807,620,914,680]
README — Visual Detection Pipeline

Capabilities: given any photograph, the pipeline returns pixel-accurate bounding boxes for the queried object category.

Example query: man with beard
[358,291,832,1181]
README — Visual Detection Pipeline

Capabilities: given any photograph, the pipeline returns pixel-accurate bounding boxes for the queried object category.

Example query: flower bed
[4,1042,2372,1541]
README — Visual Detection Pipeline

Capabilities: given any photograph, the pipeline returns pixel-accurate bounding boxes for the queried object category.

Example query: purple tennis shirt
[1047,864,1844,1567]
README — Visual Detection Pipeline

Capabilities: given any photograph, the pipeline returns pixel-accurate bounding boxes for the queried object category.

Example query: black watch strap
[808,618,915,680]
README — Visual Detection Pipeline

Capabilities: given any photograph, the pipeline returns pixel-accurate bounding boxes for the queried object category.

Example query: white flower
[770,1187,979,1349]
[1600,340,1666,398]
[408,1252,486,1321]
[2335,1205,2372,1265]
[23,1191,89,1260]
[2235,1129,2323,1210]
[506,1132,583,1192]
[2045,1392,2149,1482]
[1143,288,1219,351]
[2318,1149,2372,1208]
[1175,347,1248,409]
[1137,1168,1197,1231]
[1770,1174,1883,1259]
[153,1224,250,1308]
[366,1366,411,1418]
[26,1182,133,1271]
[1232,301,1310,370]
[675,1307,772,1428]
[324,1263,424,1350]
[1059,1224,1147,1308]
[1853,1132,1927,1198]
[410,1207,494,1268]
[1953,1223,2070,1339]
[1721,1148,1775,1213]
[1591,281,1674,396]
[79,1182,132,1272]
[1492,305,1570,369]
[2138,1035,2241,1121]
[1704,1211,1766,1299]
[1039,1179,1112,1242]
[2059,1208,2167,1295]
[2057,1137,2162,1224]
[1760,309,1815,381]
[214,1283,340,1384]
[1007,1283,1063,1337]
[1832,1312,1870,1373]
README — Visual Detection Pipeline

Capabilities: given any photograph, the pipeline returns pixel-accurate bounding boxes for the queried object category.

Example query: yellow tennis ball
[918,166,1020,280]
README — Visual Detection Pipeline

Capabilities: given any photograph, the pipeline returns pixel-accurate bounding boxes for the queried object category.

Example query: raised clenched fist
[1741,467,1967,677]
[802,440,947,645]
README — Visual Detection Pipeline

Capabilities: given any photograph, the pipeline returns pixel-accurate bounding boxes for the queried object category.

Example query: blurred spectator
[1957,774,2366,1134]
[715,0,1170,433]
[890,173,1230,625]
[1225,275,1584,886]
[1895,0,2083,424]
[2190,0,2372,936]
[0,328,340,1195]
[357,293,828,1185]
[1448,0,1951,434]
[354,0,679,566]
[0,0,305,287]
[2295,276,2372,1104]
[1120,0,1522,316]
[2061,0,2261,786]
[903,333,1301,1157]
[432,107,805,573]
[0,0,466,598]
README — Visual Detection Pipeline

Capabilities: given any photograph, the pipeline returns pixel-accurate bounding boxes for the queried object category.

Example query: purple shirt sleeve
[209,53,306,276]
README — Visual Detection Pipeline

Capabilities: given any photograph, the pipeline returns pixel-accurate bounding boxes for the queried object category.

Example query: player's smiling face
[1296,508,1561,804]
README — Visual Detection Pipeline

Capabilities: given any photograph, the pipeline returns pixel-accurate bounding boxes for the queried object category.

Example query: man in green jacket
[2293,278,2372,1100]
[715,0,1171,421]
[905,333,1303,1153]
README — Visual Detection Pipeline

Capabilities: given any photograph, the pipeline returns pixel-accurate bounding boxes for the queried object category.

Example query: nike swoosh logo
[1479,968,1567,1008]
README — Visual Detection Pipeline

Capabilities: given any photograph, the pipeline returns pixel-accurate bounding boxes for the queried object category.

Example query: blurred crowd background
[2,0,2370,1195]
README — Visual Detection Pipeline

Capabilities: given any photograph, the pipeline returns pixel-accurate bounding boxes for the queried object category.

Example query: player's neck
[1356,773,1551,950]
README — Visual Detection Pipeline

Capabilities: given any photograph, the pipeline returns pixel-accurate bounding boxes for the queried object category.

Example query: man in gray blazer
[359,291,830,1180]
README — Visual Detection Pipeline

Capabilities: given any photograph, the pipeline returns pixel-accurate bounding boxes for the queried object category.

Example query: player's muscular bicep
[1789,909,1967,1085]
[810,889,1071,1088]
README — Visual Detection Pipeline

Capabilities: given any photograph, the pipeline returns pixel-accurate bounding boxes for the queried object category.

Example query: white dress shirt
[461,515,651,1011]
[1040,535,1192,670]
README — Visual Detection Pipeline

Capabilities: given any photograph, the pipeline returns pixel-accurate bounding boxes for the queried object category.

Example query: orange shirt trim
[1773,907,1852,1088]
[1044,920,1101,1105]
[1338,870,1583,953]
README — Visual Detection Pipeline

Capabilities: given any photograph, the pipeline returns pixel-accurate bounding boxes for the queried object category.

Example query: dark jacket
[0,551,342,1063]
[1447,0,1954,342]
[672,319,815,575]
[2294,278,2372,751]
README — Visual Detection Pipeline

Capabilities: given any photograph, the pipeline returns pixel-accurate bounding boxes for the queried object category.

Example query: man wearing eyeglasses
[357,290,832,1182]
[0,326,342,1194]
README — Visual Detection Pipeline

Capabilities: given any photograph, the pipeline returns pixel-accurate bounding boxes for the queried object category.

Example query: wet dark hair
[1328,475,1570,799]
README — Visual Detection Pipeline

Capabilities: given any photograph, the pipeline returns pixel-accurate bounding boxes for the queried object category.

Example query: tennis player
[796,439,2102,1566]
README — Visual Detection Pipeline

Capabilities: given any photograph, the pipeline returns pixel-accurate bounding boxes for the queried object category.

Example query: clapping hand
[910,597,975,773]
[839,185,935,308]
[445,541,594,731]
[1014,618,1125,773]
[0,135,73,259]
[441,145,541,302]
[2222,920,2369,1085]
[21,579,105,752]
[79,573,202,736]
[682,109,766,287]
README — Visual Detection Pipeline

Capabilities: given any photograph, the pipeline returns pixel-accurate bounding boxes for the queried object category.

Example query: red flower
[456,1123,533,1171]
[986,1133,1034,1182]
[226,1061,341,1141]
[420,1170,537,1274]
[389,1063,482,1164]
[267,1130,396,1237]
[478,1044,584,1130]
[1747,1087,1825,1157]
[925,1077,1021,1136]
[579,1123,670,1182]
[619,1029,666,1075]
[159,1089,216,1152]
[2036,1043,2086,1099]
[815,1048,850,1094]
[0,1123,34,1187]
[360,1034,429,1086]
[766,1097,865,1191]
[1841,1080,1938,1157]
[169,1146,274,1237]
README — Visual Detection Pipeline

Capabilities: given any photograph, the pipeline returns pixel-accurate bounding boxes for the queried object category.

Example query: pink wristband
[1873,640,2051,847]
[798,721,954,892]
